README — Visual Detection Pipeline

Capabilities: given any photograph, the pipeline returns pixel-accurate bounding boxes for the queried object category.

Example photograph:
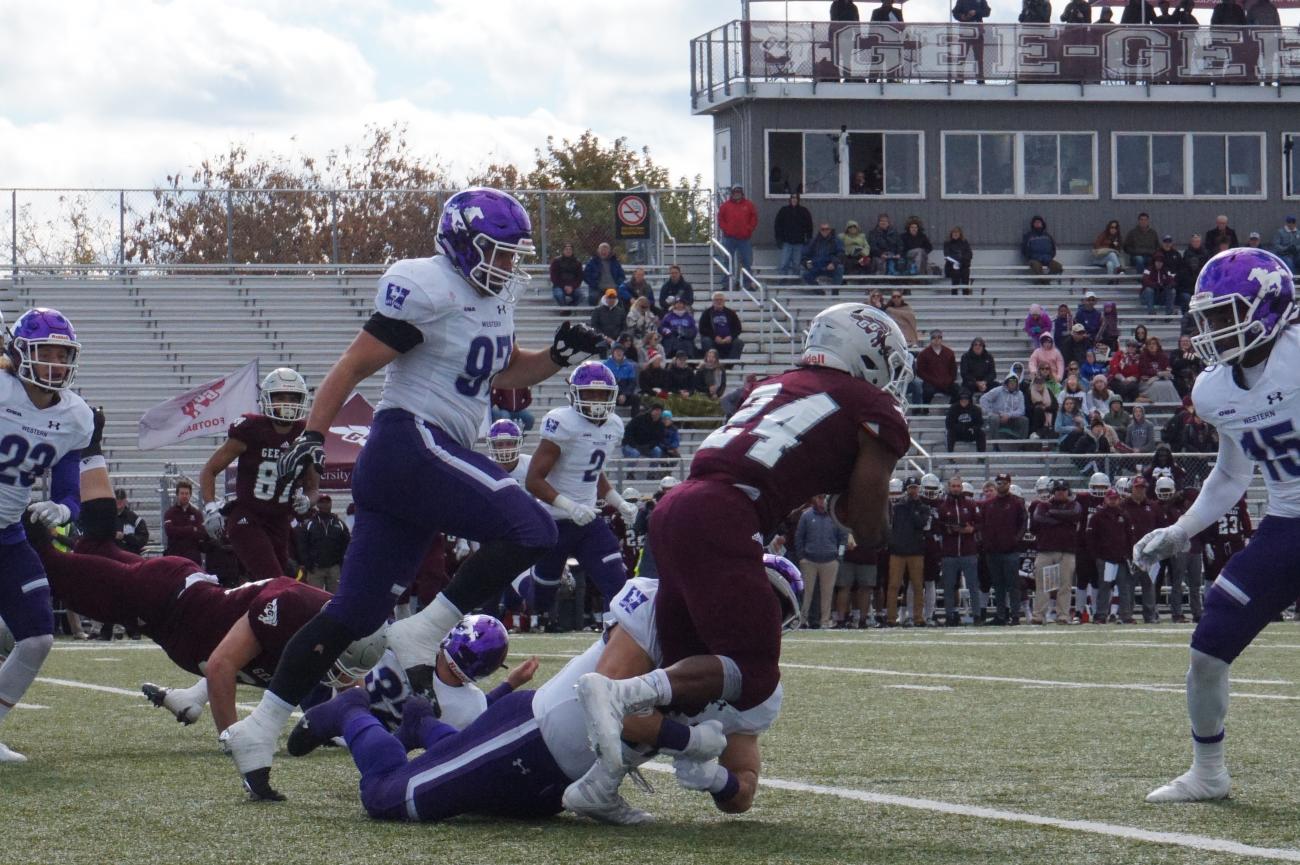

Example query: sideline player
[222,188,604,798]
[574,303,913,775]
[1135,248,1299,802]
[291,556,802,825]
[199,367,314,580]
[523,361,638,611]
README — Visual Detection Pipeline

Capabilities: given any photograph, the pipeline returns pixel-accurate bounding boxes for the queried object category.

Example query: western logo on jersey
[384,282,410,310]
[258,599,279,627]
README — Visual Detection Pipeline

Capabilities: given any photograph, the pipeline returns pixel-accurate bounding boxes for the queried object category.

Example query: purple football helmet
[436,188,534,302]
[7,307,80,391]
[568,361,618,422]
[1190,248,1297,366]
[486,418,523,464]
[763,553,805,632]
[441,614,509,683]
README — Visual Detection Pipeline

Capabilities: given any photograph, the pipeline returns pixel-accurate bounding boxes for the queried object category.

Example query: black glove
[550,321,606,367]
[83,406,106,458]
[275,430,325,497]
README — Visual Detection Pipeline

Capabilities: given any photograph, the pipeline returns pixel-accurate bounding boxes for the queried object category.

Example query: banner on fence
[319,392,375,490]
[137,361,260,450]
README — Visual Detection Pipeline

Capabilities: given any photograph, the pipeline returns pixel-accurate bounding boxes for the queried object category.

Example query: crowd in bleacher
[830,0,1281,27]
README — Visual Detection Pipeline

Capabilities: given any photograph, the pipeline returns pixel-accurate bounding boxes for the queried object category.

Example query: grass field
[7,623,1300,865]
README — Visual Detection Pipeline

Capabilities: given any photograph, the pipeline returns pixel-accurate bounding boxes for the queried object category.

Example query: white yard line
[882,684,953,692]
[15,703,49,709]
[35,677,263,714]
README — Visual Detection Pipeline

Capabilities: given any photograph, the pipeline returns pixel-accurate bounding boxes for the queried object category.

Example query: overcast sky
[2,0,1294,191]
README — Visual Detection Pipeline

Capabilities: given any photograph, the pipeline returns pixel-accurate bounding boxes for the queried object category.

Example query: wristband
[710,767,739,802]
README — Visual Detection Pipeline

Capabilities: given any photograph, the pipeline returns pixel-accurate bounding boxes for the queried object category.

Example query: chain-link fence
[3,187,714,271]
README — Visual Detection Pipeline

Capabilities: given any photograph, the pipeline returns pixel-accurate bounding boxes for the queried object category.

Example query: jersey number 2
[698,383,838,468]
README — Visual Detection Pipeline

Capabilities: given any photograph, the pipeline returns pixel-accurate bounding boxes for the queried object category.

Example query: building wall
[716,97,1297,252]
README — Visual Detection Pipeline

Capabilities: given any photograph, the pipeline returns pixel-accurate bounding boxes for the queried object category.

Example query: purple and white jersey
[363,648,487,732]
[0,373,93,530]
[532,577,782,779]
[373,255,515,449]
[1193,326,1300,517]
[538,407,623,518]
[507,452,532,486]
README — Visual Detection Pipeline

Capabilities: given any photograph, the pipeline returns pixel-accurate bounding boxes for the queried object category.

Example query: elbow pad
[77,497,118,541]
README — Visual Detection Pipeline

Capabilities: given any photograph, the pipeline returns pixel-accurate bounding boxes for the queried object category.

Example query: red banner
[319,393,374,491]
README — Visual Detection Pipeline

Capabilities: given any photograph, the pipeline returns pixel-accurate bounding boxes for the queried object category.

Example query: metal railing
[709,236,733,291]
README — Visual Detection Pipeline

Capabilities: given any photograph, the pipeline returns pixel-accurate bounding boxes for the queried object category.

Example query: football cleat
[285,716,326,758]
[141,682,203,725]
[574,673,656,772]
[241,767,286,802]
[1146,768,1231,803]
[0,741,28,763]
[562,764,654,826]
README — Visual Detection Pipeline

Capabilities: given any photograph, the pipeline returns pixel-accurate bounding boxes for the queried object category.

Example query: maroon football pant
[39,547,196,628]
[649,479,780,710]
[226,506,292,580]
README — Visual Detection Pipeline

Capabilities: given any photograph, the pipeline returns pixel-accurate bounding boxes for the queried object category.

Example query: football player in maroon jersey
[199,368,315,580]
[572,303,914,791]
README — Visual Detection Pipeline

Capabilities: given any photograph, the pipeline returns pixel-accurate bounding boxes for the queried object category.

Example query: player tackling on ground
[220,188,604,799]
[1136,248,1300,803]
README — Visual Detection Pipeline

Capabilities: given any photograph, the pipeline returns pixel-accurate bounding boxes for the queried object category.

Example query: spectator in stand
[1104,397,1130,435]
[1179,233,1210,300]
[622,404,666,460]
[980,474,1027,626]
[939,476,981,626]
[1088,488,1131,624]
[1141,252,1177,315]
[694,348,728,400]
[1172,0,1198,21]
[955,0,992,21]
[1019,0,1052,22]
[549,242,585,306]
[1205,214,1240,251]
[1156,234,1183,293]
[868,213,903,275]
[658,264,694,313]
[1121,0,1157,23]
[871,0,904,21]
[625,295,658,342]
[1096,301,1120,354]
[1170,334,1204,398]
[1022,215,1062,277]
[1144,444,1187,489]
[1097,6,1115,21]
[590,288,627,342]
[1052,303,1074,347]
[115,489,148,555]
[1075,291,1102,339]
[298,495,350,593]
[840,220,871,277]
[1055,395,1085,443]
[1248,0,1281,23]
[1154,0,1174,19]
[887,477,930,628]
[1132,323,1149,346]
[665,350,697,397]
[1170,403,1218,453]
[981,372,1030,440]
[867,288,886,310]
[720,372,758,420]
[831,0,860,21]
[1081,374,1115,418]
[583,242,626,302]
[1121,477,1162,622]
[658,298,697,358]
[1210,0,1247,23]
[1126,403,1156,451]
[1027,369,1058,436]
[960,337,996,395]
[604,344,640,414]
[1081,349,1107,382]
[698,292,744,359]
[641,330,661,363]
[902,216,933,275]
[944,226,974,293]
[623,268,653,306]
[885,290,919,346]
[1092,220,1124,275]
[613,331,641,366]
[717,185,758,288]
[163,479,205,564]
[774,193,814,276]
[638,352,668,398]
[1060,323,1093,369]
[1245,230,1263,250]
[801,222,846,289]
[1029,333,1064,382]
[1138,335,1180,403]
[490,386,535,431]
[1030,479,1082,625]
[798,495,851,629]
[946,391,986,452]
[1272,215,1300,272]
[917,329,960,407]
[1024,303,1052,349]
[1061,0,1091,21]
[1108,337,1142,401]
[660,410,681,460]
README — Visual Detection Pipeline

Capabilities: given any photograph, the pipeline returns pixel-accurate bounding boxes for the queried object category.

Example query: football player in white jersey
[223,188,606,799]
[285,555,802,825]
[485,418,530,483]
[522,361,637,612]
[0,308,94,763]
[1136,248,1300,803]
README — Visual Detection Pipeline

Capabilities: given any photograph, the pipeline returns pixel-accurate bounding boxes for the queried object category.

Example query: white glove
[453,537,471,559]
[26,501,71,528]
[604,489,639,522]
[554,494,596,526]
[1133,524,1190,571]
[292,492,312,515]
[672,757,730,793]
[203,501,225,537]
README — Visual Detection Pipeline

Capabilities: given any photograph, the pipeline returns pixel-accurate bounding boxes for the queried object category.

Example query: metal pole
[118,189,125,268]
[330,190,340,265]
[225,188,234,265]
[10,189,16,275]
[538,192,549,262]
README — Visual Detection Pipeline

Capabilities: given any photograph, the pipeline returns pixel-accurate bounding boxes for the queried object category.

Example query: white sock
[637,669,672,706]
[1187,649,1231,775]
[167,678,209,711]
[251,690,294,730]
[0,635,53,726]
[1192,738,1226,775]
[388,593,463,669]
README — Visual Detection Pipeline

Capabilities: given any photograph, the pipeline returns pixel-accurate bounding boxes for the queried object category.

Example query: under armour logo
[1268,391,1284,405]
[497,304,507,315]
[512,758,530,775]
[47,420,60,430]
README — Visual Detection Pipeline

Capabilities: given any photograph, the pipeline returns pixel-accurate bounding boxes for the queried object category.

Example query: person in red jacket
[1030,479,1082,624]
[1121,477,1163,623]
[979,473,1026,625]
[717,186,758,289]
[938,476,981,625]
[1088,488,1132,623]
[916,329,960,409]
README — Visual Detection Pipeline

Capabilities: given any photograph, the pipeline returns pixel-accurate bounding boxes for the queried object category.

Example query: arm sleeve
[1175,432,1255,537]
[485,682,514,705]
[363,312,424,353]
[49,449,82,520]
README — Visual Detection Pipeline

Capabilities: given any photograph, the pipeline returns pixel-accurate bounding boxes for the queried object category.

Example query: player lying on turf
[1134,248,1300,803]
[291,556,801,825]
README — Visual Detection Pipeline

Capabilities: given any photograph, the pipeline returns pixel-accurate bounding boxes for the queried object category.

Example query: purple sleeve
[50,449,82,520]
[485,682,514,705]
